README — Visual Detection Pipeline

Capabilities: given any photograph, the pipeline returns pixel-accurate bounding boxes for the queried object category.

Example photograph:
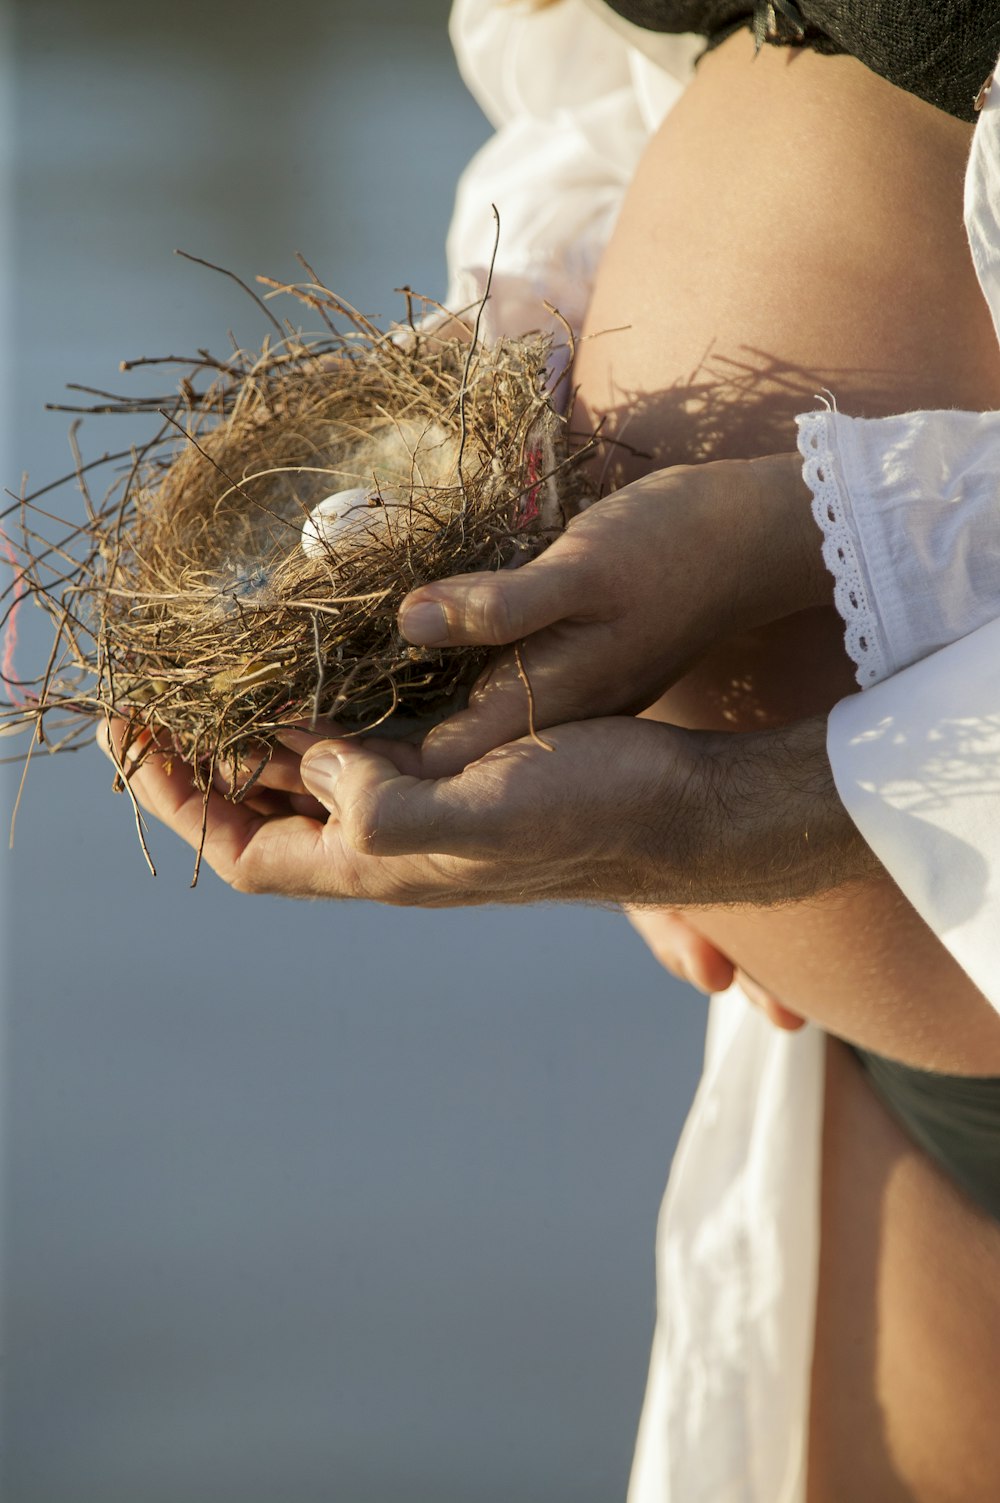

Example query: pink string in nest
[520,445,543,526]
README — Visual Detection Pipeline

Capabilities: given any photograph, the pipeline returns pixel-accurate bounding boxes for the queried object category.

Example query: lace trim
[797,411,888,688]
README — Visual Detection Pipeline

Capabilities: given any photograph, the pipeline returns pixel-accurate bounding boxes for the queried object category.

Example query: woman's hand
[401,452,828,775]
[627,906,737,993]
[628,906,806,1029]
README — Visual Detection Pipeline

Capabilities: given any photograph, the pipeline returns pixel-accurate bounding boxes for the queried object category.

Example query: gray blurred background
[0,3,704,1499]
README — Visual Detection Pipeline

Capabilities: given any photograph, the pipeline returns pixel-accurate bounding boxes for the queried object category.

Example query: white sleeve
[445,0,693,345]
[803,406,1000,1009]
[797,405,1000,688]
[828,626,1000,1012]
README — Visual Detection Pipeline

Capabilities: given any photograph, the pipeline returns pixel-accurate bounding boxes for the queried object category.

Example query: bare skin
[568,31,1000,1501]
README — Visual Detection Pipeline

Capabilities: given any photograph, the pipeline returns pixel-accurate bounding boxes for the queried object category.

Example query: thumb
[398,540,593,648]
[300,737,521,858]
[299,721,637,861]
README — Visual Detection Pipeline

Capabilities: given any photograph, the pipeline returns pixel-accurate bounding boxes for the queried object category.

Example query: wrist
[699,716,878,904]
[736,452,833,627]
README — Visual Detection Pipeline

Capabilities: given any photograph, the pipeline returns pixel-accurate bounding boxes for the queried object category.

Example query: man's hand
[400,453,828,774]
[103,712,872,908]
[106,716,713,905]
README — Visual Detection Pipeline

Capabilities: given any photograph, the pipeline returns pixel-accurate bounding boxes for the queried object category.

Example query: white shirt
[446,4,1000,1498]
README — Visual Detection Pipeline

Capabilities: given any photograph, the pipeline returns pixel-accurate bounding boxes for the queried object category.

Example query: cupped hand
[400,452,826,775]
[102,709,861,914]
[101,714,735,906]
[109,703,830,901]
[216,726,806,1027]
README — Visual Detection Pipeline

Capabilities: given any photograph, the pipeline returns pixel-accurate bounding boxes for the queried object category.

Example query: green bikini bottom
[853,1048,1000,1225]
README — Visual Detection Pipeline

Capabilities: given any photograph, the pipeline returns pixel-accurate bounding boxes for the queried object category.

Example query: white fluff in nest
[301,419,462,559]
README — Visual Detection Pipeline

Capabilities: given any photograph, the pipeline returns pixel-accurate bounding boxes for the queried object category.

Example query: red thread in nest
[520,445,543,525]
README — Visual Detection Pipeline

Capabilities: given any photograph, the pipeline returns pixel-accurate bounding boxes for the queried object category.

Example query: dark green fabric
[601,1,1000,122]
[853,1047,1000,1223]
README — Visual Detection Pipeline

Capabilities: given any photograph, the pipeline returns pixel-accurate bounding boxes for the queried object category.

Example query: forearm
[691,715,879,906]
[635,714,877,910]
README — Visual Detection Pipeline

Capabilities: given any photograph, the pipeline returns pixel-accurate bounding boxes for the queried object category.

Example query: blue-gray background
[1,3,704,1499]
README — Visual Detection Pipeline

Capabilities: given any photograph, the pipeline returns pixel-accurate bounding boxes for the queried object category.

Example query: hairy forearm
[650,715,880,909]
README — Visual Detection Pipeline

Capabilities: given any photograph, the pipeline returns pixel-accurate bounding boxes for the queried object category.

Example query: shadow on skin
[570,343,917,491]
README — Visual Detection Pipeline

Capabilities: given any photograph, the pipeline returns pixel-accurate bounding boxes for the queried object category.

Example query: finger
[416,655,532,777]
[238,791,287,819]
[301,738,538,859]
[418,627,643,780]
[300,739,457,856]
[300,719,660,863]
[627,908,736,993]
[279,727,424,778]
[288,790,329,821]
[111,730,269,879]
[105,724,330,889]
[398,538,594,647]
[232,788,326,820]
[344,735,425,778]
[225,743,309,796]
[738,971,807,1031]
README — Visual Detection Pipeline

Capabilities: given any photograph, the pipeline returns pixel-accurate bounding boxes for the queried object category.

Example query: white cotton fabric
[446,0,693,352]
[628,992,824,1503]
[797,405,1000,687]
[829,618,1000,1010]
[447,4,1000,1501]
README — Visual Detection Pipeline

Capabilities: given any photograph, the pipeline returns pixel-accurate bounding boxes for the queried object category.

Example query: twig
[309,610,325,730]
[456,204,501,521]
[175,249,285,336]
[514,642,554,752]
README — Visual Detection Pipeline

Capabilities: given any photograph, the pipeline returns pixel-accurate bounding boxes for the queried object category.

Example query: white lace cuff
[797,409,888,687]
[798,406,1000,689]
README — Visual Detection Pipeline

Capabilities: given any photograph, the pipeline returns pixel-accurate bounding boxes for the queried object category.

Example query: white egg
[301,487,379,559]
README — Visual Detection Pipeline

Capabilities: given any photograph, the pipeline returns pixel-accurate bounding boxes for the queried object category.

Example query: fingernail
[679,958,709,994]
[301,750,345,804]
[277,728,320,753]
[399,600,448,645]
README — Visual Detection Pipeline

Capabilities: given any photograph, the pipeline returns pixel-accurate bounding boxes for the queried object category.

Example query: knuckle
[383,879,421,908]
[227,848,264,895]
[342,786,383,853]
[547,529,601,603]
[467,579,513,642]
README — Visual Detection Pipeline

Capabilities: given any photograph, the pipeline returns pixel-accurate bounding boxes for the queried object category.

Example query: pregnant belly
[566,28,1000,1075]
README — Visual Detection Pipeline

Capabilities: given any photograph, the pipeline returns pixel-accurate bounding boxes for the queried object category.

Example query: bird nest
[1,261,594,866]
